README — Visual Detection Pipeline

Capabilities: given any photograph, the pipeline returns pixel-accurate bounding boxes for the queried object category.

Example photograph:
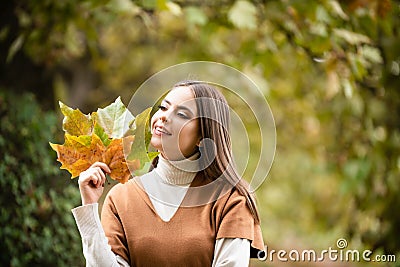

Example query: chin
[150,138,159,149]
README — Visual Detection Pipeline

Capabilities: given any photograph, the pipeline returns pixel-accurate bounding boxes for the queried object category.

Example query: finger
[79,170,94,185]
[92,171,103,188]
[97,169,106,187]
[96,169,107,188]
[92,166,106,187]
[91,162,111,174]
[97,167,106,180]
[89,172,97,186]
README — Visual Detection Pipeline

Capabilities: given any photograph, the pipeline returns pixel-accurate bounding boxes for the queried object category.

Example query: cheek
[178,121,200,146]
[150,112,159,129]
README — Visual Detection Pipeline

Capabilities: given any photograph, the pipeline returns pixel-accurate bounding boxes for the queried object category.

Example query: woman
[72,81,265,266]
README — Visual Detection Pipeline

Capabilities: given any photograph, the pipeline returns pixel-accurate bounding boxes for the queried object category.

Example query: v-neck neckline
[131,172,203,223]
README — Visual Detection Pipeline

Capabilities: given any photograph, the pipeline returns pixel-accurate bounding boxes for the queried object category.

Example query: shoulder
[107,180,131,197]
[215,184,247,205]
[213,186,256,240]
[105,176,143,204]
[213,186,252,219]
[226,187,247,202]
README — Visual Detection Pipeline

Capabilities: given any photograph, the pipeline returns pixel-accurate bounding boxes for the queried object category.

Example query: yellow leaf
[59,101,93,136]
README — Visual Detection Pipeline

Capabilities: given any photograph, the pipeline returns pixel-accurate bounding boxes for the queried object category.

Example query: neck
[154,152,200,185]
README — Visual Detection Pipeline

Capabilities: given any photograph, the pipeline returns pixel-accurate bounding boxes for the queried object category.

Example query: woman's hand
[78,162,111,205]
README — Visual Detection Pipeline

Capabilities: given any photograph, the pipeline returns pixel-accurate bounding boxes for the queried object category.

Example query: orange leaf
[50,134,106,178]
[102,136,139,184]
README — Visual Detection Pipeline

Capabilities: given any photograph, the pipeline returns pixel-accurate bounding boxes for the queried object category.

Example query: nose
[160,115,167,122]
[159,109,171,122]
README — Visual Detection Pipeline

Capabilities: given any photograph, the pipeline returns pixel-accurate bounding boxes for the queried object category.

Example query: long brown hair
[174,80,260,224]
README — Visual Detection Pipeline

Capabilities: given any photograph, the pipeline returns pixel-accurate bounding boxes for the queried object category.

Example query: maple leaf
[59,101,93,136]
[50,99,158,183]
[127,107,159,169]
[50,134,105,178]
[50,134,140,183]
[102,136,139,184]
[93,97,134,138]
[94,123,111,147]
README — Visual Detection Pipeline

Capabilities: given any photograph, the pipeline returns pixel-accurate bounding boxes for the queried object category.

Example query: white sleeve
[71,204,130,267]
[212,238,250,267]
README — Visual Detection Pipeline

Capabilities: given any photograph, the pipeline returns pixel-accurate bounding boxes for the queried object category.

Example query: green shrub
[0,90,84,266]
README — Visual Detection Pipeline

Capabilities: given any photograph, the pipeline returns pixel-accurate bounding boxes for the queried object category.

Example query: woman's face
[150,86,201,160]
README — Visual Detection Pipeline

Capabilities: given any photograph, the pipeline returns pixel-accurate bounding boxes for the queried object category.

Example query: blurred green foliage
[0,92,84,266]
[0,0,399,266]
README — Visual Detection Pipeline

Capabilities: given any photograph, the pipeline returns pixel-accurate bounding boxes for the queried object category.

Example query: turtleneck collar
[154,152,200,185]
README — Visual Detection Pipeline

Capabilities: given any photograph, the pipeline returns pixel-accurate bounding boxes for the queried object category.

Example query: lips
[153,124,172,136]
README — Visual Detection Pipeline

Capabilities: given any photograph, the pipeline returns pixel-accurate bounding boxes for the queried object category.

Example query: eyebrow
[163,99,195,116]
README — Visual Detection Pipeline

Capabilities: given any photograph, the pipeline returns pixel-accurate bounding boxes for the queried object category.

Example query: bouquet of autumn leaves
[50,97,158,184]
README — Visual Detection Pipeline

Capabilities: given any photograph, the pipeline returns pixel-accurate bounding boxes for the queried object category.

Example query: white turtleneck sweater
[143,152,199,222]
[72,154,250,266]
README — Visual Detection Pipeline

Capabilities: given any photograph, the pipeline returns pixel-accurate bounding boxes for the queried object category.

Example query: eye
[158,105,167,111]
[177,112,189,119]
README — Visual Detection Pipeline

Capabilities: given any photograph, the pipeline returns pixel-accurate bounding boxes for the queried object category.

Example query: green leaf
[59,101,93,136]
[348,52,367,80]
[127,107,158,169]
[7,35,25,63]
[141,0,156,9]
[106,0,141,15]
[0,27,9,42]
[228,0,257,30]
[333,28,371,45]
[166,2,182,16]
[185,6,207,26]
[341,79,354,99]
[316,6,331,23]
[147,151,159,161]
[93,97,134,139]
[361,45,383,64]
[328,0,348,20]
[123,119,136,137]
[65,23,85,57]
[156,0,167,10]
[94,123,111,146]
